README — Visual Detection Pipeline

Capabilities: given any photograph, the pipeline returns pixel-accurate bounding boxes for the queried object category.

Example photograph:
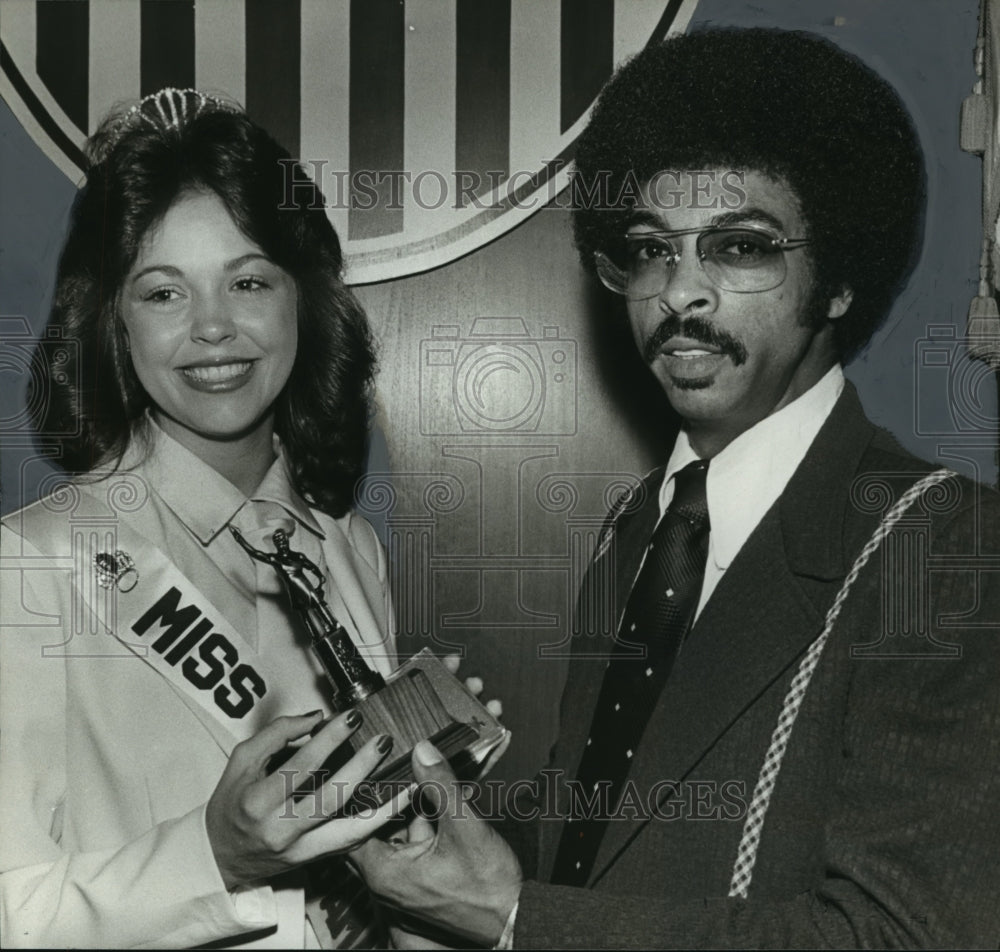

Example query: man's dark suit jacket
[512,384,1000,948]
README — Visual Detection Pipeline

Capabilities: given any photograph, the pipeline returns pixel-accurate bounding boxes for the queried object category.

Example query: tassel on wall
[963,12,1000,369]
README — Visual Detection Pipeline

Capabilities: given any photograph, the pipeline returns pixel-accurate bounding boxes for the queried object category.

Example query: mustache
[642,315,748,366]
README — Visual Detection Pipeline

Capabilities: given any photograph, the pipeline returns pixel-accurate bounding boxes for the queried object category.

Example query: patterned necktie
[551,459,710,886]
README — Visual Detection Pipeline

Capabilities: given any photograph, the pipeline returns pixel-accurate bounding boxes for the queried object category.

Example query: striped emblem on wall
[0,0,699,283]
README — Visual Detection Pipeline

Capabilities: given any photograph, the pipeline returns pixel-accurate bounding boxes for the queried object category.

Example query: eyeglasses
[594,226,811,298]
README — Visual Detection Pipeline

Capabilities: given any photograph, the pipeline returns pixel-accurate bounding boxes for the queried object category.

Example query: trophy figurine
[230,525,508,799]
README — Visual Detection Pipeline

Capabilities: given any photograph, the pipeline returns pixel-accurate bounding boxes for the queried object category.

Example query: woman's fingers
[208,714,407,887]
[234,710,325,773]
[287,733,397,828]
[266,709,363,796]
[293,782,415,862]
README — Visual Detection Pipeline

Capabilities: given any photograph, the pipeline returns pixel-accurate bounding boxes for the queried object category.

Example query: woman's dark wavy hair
[31,93,376,517]
[572,27,926,361]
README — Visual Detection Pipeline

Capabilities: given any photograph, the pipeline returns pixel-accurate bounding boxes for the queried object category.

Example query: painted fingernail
[305,709,323,718]
[414,739,443,766]
[376,734,394,755]
[345,709,363,728]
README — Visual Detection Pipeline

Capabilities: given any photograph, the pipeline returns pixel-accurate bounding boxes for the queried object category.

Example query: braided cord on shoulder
[727,468,956,899]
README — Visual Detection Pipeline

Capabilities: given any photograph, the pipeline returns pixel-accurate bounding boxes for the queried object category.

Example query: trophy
[230,525,508,805]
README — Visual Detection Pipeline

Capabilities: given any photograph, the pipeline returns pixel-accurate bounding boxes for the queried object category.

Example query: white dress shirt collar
[122,418,323,545]
[660,364,845,578]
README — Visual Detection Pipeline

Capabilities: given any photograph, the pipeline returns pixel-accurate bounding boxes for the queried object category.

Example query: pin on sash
[94,550,139,592]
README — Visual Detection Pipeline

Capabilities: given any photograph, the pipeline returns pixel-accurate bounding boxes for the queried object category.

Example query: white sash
[69,512,276,747]
[23,488,389,753]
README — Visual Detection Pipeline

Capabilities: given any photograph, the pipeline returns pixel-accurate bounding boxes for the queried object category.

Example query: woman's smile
[121,189,298,459]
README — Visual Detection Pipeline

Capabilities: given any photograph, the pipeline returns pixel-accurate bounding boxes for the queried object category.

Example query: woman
[0,88,408,948]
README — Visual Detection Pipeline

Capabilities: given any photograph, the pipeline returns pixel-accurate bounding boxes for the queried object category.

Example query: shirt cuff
[192,802,277,931]
[494,899,519,950]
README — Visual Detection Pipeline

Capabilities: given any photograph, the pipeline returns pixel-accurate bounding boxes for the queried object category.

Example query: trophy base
[345,649,508,809]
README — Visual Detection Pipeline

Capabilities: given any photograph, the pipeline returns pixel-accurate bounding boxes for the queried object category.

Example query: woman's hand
[206,710,410,890]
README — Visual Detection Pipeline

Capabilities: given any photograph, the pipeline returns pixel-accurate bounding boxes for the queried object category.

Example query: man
[354,28,1000,948]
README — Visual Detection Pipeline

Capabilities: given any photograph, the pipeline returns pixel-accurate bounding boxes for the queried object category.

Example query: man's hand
[442,653,510,777]
[442,653,504,720]
[352,740,522,947]
[206,710,410,889]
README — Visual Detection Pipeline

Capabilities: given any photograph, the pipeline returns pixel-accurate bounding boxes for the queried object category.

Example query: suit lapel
[584,384,879,882]
[588,510,830,878]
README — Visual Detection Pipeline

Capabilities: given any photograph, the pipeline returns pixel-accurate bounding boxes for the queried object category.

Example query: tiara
[94,87,242,159]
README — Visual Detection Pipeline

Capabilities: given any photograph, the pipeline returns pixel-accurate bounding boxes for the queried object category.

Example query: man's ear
[827,286,853,320]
